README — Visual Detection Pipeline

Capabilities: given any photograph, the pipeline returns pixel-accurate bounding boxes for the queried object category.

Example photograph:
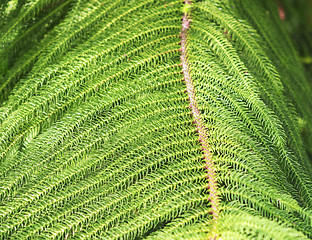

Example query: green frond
[0,0,311,239]
[218,210,309,240]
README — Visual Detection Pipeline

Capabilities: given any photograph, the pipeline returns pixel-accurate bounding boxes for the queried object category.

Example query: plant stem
[180,0,219,238]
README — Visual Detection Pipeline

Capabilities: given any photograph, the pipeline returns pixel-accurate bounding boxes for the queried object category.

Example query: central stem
[180,0,219,237]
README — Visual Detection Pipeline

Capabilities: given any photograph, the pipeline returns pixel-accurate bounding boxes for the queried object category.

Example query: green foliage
[0,0,311,239]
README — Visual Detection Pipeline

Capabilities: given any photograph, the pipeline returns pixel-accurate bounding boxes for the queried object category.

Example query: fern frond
[0,0,311,239]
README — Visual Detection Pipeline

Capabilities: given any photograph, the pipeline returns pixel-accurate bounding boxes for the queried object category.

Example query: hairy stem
[180,0,219,237]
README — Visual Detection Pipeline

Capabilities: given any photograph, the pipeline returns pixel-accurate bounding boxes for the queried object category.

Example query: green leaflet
[0,0,311,239]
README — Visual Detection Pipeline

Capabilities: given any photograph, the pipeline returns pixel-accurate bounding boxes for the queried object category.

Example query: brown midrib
[180,0,219,237]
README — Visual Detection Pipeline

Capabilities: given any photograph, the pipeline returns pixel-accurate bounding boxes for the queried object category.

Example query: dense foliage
[0,0,311,239]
